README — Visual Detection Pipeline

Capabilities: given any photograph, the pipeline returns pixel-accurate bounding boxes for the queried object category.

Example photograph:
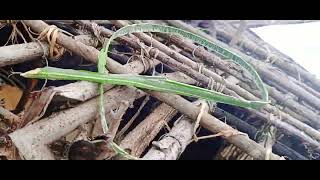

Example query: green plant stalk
[98,48,108,134]
[21,67,268,110]
[21,23,270,160]
[100,23,269,103]
[96,23,270,144]
[98,23,268,159]
[21,66,268,160]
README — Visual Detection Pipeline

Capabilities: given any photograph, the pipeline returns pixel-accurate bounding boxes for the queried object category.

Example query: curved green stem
[21,67,268,110]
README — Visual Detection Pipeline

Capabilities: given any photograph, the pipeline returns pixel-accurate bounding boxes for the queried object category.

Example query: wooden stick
[142,115,193,160]
[168,20,320,92]
[9,87,144,160]
[22,20,282,160]
[164,20,320,111]
[110,20,320,144]
[0,35,97,67]
[268,86,320,128]
[212,108,308,160]
[0,107,20,123]
[118,103,177,158]
[229,20,247,47]
[158,21,320,120]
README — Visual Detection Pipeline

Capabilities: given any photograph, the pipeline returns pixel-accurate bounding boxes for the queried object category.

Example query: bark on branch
[22,20,283,160]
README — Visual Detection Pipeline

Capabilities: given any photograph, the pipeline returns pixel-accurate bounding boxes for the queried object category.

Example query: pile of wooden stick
[1,20,319,160]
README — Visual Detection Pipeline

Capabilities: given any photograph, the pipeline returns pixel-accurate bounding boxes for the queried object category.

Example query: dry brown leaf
[0,84,23,111]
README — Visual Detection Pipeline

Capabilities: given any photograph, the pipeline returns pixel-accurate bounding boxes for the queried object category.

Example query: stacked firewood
[0,20,319,160]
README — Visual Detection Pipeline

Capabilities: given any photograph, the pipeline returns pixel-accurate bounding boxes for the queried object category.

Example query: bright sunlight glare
[251,21,320,79]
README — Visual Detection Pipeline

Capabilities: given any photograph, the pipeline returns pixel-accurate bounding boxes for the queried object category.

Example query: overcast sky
[250,22,320,78]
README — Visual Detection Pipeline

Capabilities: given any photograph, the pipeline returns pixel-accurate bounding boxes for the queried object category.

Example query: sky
[250,22,320,78]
